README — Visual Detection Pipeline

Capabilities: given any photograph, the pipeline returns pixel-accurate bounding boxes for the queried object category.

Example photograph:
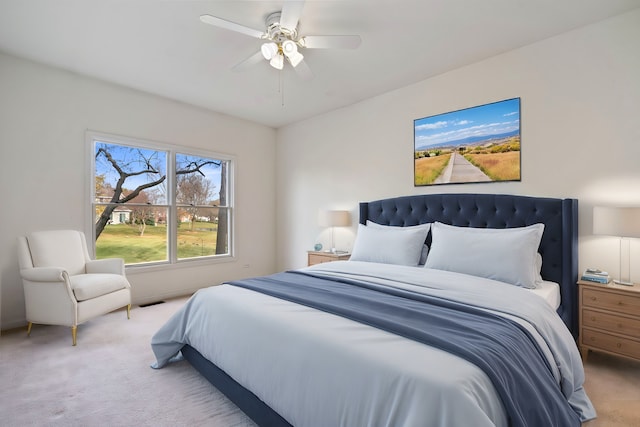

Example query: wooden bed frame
[182,193,579,426]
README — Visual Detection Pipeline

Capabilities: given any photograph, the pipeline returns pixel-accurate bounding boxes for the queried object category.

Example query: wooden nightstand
[578,280,640,362]
[307,251,350,266]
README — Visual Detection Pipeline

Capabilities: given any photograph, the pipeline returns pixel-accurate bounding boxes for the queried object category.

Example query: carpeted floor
[582,351,640,426]
[1,295,639,426]
[0,296,255,427]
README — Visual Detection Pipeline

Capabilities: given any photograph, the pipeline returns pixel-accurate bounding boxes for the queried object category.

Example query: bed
[151,193,595,427]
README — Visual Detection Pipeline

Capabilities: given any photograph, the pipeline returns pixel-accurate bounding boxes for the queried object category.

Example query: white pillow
[424,222,544,289]
[350,223,430,266]
[366,221,431,264]
[535,253,543,284]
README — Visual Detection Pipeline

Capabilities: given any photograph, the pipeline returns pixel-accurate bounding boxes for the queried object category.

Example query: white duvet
[151,261,595,427]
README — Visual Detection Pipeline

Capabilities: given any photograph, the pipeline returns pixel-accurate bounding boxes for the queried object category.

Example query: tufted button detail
[362,192,573,325]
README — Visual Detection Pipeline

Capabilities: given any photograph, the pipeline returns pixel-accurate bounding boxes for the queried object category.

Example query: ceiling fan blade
[200,14,264,39]
[231,51,265,72]
[301,35,362,49]
[293,59,314,81]
[280,1,305,31]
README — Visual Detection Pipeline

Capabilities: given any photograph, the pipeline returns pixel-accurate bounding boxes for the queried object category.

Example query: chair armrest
[20,267,66,282]
[86,258,125,275]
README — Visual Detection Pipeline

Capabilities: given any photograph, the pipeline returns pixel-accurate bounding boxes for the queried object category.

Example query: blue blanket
[228,271,581,427]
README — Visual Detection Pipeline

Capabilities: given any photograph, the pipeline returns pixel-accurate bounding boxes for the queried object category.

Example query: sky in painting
[414,98,520,151]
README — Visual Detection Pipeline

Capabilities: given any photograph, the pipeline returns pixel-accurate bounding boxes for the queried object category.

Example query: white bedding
[151,261,595,427]
[528,280,561,309]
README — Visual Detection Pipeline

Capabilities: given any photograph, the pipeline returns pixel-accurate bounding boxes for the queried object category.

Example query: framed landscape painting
[414,98,521,186]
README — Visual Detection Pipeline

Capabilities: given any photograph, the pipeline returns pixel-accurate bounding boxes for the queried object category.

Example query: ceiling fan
[200,1,361,80]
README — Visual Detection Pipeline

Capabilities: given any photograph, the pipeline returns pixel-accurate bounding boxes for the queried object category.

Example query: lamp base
[613,279,634,286]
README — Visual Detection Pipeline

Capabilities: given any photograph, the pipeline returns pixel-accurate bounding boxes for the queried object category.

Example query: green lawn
[96,222,219,264]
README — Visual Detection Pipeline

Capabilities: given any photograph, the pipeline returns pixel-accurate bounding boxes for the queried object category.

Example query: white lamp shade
[281,40,304,67]
[319,210,351,227]
[282,40,297,55]
[269,53,284,70]
[593,206,640,238]
[261,42,278,60]
[286,51,304,67]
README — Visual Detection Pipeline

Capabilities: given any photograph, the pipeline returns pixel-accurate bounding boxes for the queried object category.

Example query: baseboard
[1,319,28,333]
[133,286,205,307]
[1,287,204,333]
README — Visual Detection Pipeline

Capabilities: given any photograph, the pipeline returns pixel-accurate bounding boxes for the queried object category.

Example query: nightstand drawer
[582,309,640,338]
[581,328,640,360]
[308,254,332,265]
[582,288,640,316]
[307,251,350,266]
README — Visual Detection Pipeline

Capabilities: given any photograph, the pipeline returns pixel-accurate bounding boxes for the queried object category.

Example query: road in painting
[414,98,521,186]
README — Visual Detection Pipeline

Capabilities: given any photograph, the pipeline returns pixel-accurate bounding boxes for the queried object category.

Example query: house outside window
[88,132,233,266]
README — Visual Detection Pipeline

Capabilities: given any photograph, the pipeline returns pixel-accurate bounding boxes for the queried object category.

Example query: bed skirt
[181,344,292,427]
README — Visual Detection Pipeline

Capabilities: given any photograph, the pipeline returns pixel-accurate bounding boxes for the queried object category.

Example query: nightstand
[578,280,640,362]
[307,251,350,266]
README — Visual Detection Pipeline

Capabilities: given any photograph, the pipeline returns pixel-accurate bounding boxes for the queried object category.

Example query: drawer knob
[618,301,624,305]
[617,343,622,348]
[618,323,623,328]
[591,297,596,301]
[591,317,596,321]
[590,337,596,341]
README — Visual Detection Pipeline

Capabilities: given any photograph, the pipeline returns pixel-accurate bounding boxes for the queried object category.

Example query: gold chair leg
[26,322,33,336]
[126,304,131,319]
[71,326,77,346]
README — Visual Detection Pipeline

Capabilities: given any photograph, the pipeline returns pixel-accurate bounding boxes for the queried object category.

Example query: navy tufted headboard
[359,193,579,337]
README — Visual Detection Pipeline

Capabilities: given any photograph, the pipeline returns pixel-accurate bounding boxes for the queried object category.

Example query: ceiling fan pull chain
[280,70,285,108]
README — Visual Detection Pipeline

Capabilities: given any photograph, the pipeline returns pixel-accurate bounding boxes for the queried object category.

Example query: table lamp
[593,206,640,285]
[320,210,351,253]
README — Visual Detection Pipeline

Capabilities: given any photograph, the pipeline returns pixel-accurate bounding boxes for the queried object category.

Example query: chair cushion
[70,274,129,302]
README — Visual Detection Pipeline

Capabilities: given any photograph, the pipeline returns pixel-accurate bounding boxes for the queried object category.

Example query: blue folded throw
[229,271,580,427]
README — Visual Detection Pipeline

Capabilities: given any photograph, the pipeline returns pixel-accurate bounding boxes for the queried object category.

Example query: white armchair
[18,230,131,345]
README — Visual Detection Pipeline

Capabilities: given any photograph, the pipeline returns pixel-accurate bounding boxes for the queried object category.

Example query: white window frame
[86,131,235,270]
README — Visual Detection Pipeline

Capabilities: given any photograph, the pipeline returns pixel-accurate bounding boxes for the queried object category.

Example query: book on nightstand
[580,269,610,284]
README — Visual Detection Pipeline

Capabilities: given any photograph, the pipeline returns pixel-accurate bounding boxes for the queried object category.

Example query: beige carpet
[582,351,640,426]
[0,296,255,427]
[1,295,639,426]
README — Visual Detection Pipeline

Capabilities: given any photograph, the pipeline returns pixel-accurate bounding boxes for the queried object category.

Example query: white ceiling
[1,1,638,128]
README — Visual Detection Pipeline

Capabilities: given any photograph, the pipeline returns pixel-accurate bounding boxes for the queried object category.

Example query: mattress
[528,280,561,309]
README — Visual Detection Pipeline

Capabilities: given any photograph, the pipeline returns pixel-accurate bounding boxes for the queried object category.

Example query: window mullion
[89,131,233,266]
[168,150,178,264]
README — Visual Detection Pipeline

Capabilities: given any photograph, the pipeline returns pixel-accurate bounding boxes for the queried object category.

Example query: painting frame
[414,98,521,187]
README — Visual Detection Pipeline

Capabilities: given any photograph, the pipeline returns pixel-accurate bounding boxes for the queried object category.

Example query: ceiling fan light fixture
[282,40,298,55]
[282,40,303,67]
[261,42,278,60]
[270,52,284,70]
[200,1,362,78]
[287,50,304,67]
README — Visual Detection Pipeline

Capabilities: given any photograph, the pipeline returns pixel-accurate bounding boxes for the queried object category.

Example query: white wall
[276,10,640,281]
[2,9,639,331]
[0,53,277,330]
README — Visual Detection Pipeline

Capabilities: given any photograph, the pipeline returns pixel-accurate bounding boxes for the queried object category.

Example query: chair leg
[127,304,131,319]
[71,326,77,346]
[27,322,33,336]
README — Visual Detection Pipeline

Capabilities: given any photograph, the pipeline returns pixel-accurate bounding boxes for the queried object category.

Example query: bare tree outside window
[92,140,231,265]
[176,153,228,259]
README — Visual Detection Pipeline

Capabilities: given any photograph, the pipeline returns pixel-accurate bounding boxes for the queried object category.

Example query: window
[89,132,233,266]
